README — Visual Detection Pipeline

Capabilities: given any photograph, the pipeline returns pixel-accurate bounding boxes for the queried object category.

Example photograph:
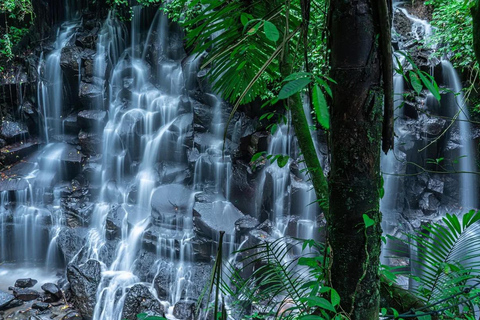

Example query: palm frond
[402,210,480,304]
[223,237,324,319]
[180,0,303,105]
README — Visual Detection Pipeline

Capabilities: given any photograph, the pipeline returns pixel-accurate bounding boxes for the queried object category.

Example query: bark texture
[473,1,480,66]
[327,1,383,319]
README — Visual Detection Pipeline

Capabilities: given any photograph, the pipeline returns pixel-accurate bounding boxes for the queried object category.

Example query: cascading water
[441,61,478,210]
[3,0,479,318]
[0,4,80,272]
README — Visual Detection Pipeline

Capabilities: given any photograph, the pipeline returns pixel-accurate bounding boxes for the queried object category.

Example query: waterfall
[441,60,478,210]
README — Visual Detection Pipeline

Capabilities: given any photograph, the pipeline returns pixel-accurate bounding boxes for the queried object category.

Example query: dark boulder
[67,259,102,319]
[41,283,62,300]
[173,299,196,320]
[32,302,50,311]
[14,278,38,288]
[12,288,40,301]
[121,284,165,320]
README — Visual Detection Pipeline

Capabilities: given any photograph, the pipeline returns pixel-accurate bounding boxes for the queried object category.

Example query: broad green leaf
[417,71,441,101]
[331,288,340,306]
[298,316,324,320]
[301,297,336,312]
[363,214,375,228]
[313,85,330,130]
[277,155,289,168]
[314,76,332,98]
[263,21,279,42]
[409,71,422,94]
[240,13,248,26]
[270,123,278,134]
[278,78,312,99]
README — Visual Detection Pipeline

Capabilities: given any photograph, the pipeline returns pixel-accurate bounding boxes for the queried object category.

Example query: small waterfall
[0,5,80,271]
[441,61,478,209]
[38,22,77,142]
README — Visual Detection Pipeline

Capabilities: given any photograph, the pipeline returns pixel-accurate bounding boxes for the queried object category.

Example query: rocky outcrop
[67,260,102,319]
[121,284,165,320]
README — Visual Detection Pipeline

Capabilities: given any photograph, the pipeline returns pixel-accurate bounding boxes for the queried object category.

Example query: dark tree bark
[327,1,383,319]
[473,0,480,66]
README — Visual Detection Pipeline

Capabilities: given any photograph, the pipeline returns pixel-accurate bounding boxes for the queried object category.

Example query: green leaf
[379,175,385,199]
[409,71,422,94]
[251,152,265,162]
[331,288,340,306]
[300,297,336,312]
[263,21,279,42]
[137,313,148,320]
[240,13,248,26]
[278,78,312,99]
[236,60,247,71]
[363,214,375,228]
[417,71,441,101]
[277,155,289,168]
[270,123,278,134]
[246,21,261,35]
[313,85,330,130]
[298,316,324,320]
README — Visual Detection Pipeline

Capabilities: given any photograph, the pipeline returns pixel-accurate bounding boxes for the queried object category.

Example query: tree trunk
[473,0,480,66]
[327,1,383,319]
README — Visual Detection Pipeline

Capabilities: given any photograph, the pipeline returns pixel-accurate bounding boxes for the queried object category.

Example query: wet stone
[77,110,107,130]
[41,283,62,300]
[67,259,102,319]
[14,278,38,288]
[12,288,40,301]
[0,121,29,143]
[173,299,196,320]
[0,291,15,310]
[121,284,165,320]
[32,302,50,311]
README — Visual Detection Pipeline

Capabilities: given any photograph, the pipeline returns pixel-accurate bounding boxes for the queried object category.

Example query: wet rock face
[0,291,15,310]
[67,259,102,319]
[0,121,29,143]
[121,284,165,320]
[151,184,193,227]
[173,299,196,320]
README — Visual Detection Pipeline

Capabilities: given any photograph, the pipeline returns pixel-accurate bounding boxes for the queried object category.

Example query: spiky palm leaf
[221,237,329,319]
[178,0,303,105]
[396,210,480,308]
